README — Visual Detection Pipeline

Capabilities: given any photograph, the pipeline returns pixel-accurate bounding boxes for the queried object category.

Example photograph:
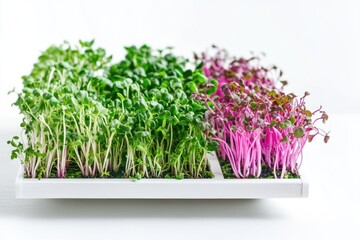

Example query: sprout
[9,41,215,179]
[193,47,329,178]
[9,41,329,180]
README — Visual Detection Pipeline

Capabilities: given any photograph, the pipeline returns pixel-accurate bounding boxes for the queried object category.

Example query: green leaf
[135,173,142,180]
[79,39,95,47]
[142,78,151,88]
[119,124,131,133]
[135,131,150,138]
[154,103,164,112]
[280,136,288,142]
[168,116,179,125]
[134,67,146,77]
[289,116,296,124]
[250,102,258,110]
[162,93,174,102]
[270,120,277,127]
[43,92,53,100]
[49,97,59,107]
[169,105,179,115]
[60,61,73,70]
[280,80,288,86]
[294,127,305,138]
[196,61,205,70]
[159,110,171,120]
[185,81,198,93]
[11,151,18,160]
[193,72,207,84]
[33,89,41,97]
[175,173,184,180]
[206,86,217,95]
[123,99,132,108]
[279,120,292,129]
[184,69,192,77]
[305,110,312,117]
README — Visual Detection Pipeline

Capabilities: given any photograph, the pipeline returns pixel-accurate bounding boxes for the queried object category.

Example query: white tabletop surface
[0,114,358,240]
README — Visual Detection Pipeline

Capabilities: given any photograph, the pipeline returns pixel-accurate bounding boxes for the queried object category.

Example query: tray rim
[15,152,309,199]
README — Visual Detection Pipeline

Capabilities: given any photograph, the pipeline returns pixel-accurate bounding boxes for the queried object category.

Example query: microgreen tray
[15,153,309,199]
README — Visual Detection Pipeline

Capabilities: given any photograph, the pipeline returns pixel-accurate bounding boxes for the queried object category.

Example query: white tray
[15,153,309,199]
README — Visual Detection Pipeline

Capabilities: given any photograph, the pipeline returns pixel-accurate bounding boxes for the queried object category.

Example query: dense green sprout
[9,41,216,179]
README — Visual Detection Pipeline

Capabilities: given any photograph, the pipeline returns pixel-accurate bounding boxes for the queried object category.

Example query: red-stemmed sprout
[193,47,329,178]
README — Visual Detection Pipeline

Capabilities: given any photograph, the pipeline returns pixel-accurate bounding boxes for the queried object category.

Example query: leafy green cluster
[9,41,217,179]
[105,45,218,179]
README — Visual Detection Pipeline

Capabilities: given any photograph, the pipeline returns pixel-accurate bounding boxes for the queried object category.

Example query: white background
[1,0,360,239]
